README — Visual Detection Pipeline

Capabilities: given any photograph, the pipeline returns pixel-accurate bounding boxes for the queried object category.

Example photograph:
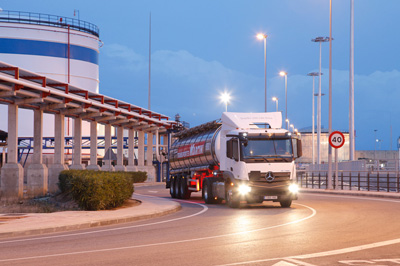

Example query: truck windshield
[241,139,293,161]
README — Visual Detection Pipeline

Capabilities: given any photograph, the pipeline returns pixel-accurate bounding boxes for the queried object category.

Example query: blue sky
[4,0,400,150]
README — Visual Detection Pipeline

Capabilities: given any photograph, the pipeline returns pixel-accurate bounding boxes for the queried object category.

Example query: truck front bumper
[239,181,298,201]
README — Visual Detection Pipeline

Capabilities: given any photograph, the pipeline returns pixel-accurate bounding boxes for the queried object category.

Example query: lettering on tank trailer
[177,141,205,158]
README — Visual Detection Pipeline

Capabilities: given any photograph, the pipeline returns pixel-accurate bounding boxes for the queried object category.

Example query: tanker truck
[166,112,302,208]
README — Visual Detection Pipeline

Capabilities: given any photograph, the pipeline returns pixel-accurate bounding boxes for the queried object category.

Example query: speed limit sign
[329,131,345,149]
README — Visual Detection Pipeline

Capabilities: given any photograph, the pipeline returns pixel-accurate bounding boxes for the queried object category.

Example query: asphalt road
[1,184,400,266]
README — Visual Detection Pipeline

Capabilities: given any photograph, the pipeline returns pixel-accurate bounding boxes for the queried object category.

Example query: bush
[58,170,147,211]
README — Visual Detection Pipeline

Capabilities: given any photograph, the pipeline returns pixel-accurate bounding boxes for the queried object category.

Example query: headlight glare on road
[238,184,251,195]
[289,183,299,193]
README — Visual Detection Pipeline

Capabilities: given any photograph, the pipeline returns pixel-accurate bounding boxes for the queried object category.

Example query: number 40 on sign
[329,131,345,149]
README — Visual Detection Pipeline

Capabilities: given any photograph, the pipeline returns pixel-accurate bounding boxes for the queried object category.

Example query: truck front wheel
[226,187,240,208]
[280,199,292,208]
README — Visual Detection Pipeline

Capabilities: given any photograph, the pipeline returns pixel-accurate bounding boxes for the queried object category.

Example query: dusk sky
[4,1,400,151]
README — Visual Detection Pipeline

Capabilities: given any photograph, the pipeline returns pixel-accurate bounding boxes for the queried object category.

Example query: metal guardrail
[0,10,99,37]
[297,170,400,193]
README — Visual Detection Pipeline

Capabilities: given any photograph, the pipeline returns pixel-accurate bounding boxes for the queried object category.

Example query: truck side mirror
[227,139,233,158]
[296,139,302,158]
[227,139,239,161]
[232,139,239,161]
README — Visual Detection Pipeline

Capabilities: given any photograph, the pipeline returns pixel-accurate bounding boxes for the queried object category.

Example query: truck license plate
[264,196,278,200]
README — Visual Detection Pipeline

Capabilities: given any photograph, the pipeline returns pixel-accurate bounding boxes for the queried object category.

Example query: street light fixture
[219,92,231,112]
[272,97,278,111]
[257,33,267,112]
[285,119,290,130]
[290,124,294,132]
[279,71,288,129]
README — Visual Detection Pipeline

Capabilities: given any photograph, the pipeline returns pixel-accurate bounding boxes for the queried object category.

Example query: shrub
[58,170,147,210]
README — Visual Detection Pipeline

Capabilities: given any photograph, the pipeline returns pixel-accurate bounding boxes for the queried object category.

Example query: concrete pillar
[1,104,24,201]
[126,128,136,171]
[115,127,126,172]
[102,123,114,171]
[87,121,100,170]
[70,117,85,170]
[27,109,48,197]
[1,147,5,166]
[48,114,68,193]
[146,132,154,166]
[155,130,159,162]
[160,133,166,163]
[138,131,145,167]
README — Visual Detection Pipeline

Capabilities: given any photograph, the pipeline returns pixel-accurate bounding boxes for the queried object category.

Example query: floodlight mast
[312,37,330,165]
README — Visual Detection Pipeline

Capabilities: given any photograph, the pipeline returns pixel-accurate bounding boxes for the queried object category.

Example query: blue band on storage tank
[0,38,98,64]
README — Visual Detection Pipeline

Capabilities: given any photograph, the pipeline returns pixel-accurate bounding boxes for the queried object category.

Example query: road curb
[300,188,400,199]
[0,197,181,239]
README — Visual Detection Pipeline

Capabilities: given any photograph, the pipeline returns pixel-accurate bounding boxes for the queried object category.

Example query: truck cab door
[226,138,239,173]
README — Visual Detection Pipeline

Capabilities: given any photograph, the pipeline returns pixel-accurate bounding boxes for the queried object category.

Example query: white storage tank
[0,10,100,92]
[0,10,101,137]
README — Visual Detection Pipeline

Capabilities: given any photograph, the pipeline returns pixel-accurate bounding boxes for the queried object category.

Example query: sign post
[329,131,345,190]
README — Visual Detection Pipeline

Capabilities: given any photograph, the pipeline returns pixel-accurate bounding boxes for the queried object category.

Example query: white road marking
[0,194,208,245]
[218,193,400,266]
[285,258,317,266]
[147,190,158,193]
[0,203,316,262]
[272,261,297,266]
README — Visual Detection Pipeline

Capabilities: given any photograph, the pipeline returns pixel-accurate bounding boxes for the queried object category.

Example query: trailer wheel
[202,178,216,204]
[179,176,191,199]
[280,199,292,208]
[175,176,182,199]
[170,177,176,198]
[226,187,240,208]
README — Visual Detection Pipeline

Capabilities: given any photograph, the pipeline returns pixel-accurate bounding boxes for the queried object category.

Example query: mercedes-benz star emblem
[265,171,275,183]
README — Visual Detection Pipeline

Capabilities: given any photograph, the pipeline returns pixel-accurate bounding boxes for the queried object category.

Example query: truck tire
[226,187,240,208]
[179,176,191,199]
[280,199,292,208]
[170,177,176,198]
[175,176,182,199]
[202,178,216,204]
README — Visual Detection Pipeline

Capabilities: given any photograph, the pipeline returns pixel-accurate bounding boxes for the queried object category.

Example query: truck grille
[249,171,291,188]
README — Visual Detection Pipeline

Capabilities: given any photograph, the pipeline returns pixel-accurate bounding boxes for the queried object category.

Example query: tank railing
[296,170,400,193]
[0,10,99,37]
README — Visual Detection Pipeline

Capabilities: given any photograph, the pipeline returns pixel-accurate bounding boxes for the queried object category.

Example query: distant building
[297,127,349,164]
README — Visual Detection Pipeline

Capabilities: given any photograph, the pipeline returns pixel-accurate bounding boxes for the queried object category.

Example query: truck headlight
[289,183,299,193]
[238,184,252,195]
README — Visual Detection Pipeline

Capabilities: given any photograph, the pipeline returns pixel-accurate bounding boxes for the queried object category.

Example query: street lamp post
[328,0,333,190]
[279,71,288,129]
[349,0,355,161]
[312,36,330,165]
[285,119,290,130]
[257,33,267,112]
[290,124,294,133]
[307,72,321,165]
[272,97,278,111]
[374,129,378,165]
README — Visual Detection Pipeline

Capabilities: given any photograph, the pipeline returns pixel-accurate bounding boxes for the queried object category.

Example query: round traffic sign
[329,131,344,149]
[329,131,345,149]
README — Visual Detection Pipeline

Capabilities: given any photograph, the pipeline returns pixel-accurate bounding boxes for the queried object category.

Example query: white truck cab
[167,112,302,208]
